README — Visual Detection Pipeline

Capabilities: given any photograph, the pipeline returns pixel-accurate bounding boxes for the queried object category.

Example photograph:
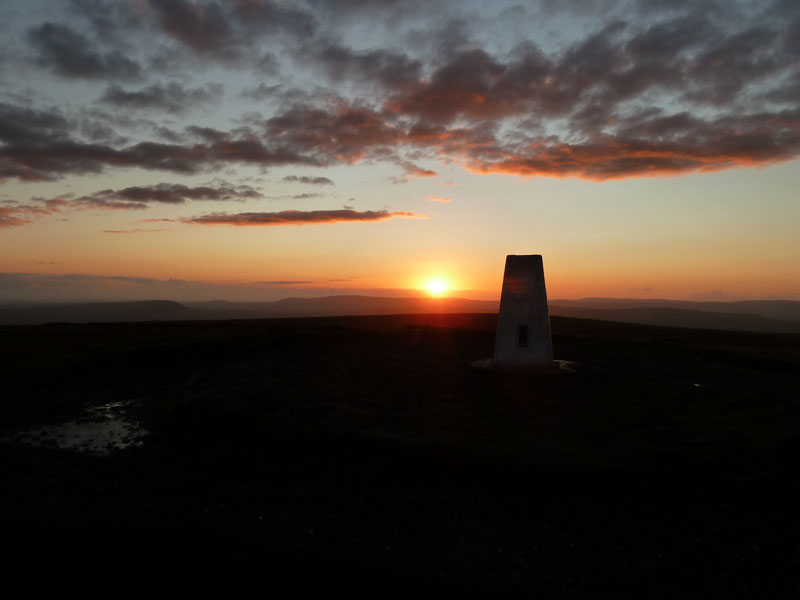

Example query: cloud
[103,228,168,233]
[182,208,424,226]
[264,103,404,164]
[100,82,223,114]
[27,23,141,79]
[6,2,800,184]
[144,0,232,54]
[143,0,315,61]
[262,95,800,180]
[282,175,334,185]
[255,280,313,285]
[304,0,422,17]
[425,196,451,203]
[0,103,319,181]
[0,102,72,146]
[0,201,61,227]
[397,161,438,178]
[19,182,263,218]
[384,48,510,123]
[302,41,422,91]
[464,108,800,180]
[67,0,148,44]
[240,83,282,100]
[261,192,323,201]
[2,182,264,228]
[0,207,34,228]
[77,182,262,206]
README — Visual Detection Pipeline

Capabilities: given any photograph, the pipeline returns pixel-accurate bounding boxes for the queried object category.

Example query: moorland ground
[1,313,799,595]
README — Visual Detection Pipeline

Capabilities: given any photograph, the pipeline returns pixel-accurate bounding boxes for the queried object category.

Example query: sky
[1,0,799,303]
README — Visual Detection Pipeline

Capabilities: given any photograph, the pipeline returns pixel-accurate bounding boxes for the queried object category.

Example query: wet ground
[3,400,146,455]
[1,313,799,594]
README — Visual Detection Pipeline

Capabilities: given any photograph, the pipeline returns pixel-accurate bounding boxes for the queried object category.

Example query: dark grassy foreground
[1,313,799,595]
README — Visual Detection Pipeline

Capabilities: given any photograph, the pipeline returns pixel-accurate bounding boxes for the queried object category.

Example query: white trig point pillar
[493,254,554,367]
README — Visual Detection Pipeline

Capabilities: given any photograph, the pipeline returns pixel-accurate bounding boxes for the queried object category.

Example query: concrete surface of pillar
[493,254,554,367]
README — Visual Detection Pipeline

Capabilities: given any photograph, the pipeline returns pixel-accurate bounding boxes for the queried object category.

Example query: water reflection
[3,400,147,456]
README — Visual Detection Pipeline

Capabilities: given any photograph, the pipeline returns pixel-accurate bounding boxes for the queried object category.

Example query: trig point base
[493,254,554,368]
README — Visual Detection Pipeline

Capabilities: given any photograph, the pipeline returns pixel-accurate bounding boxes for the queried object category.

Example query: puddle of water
[2,400,148,456]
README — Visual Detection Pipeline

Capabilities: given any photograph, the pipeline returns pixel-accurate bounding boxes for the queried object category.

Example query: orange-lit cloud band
[182,209,425,226]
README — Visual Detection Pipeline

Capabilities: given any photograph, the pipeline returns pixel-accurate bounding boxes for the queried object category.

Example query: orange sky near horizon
[3,157,798,303]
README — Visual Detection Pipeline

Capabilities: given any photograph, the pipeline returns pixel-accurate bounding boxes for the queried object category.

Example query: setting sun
[426,280,448,296]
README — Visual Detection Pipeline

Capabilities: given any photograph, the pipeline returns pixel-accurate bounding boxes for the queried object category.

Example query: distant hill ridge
[0,300,188,325]
[0,296,798,333]
[549,298,800,324]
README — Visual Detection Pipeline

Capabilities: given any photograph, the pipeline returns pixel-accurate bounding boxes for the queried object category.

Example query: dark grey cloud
[143,0,315,61]
[636,0,708,12]
[282,175,334,185]
[264,103,403,164]
[146,0,232,54]
[625,12,715,60]
[380,7,797,130]
[304,42,422,91]
[67,0,147,44]
[232,1,316,38]
[27,23,141,79]
[305,0,416,12]
[78,182,262,206]
[466,107,800,179]
[302,0,432,31]
[100,82,223,114]
[21,182,264,216]
[0,182,265,229]
[255,52,280,75]
[0,103,319,181]
[385,48,508,123]
[103,228,168,233]
[183,209,424,226]
[538,0,622,14]
[46,0,313,75]
[5,1,800,184]
[240,83,282,101]
[763,70,800,104]
[260,90,800,180]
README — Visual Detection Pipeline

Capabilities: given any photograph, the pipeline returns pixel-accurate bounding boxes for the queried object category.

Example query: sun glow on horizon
[426,279,449,296]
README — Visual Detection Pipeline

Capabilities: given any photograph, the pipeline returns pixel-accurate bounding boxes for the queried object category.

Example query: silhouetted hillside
[1,295,799,333]
[0,300,189,324]
[548,304,800,333]
[189,295,500,318]
[550,298,800,322]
